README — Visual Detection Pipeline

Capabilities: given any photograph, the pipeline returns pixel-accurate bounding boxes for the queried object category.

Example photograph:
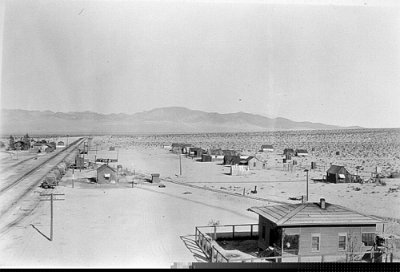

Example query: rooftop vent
[320,198,326,209]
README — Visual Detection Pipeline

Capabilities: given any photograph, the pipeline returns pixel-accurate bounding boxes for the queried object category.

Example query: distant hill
[0,107,361,135]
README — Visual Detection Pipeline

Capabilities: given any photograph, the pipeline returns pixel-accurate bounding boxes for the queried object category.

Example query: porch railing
[194,224,259,263]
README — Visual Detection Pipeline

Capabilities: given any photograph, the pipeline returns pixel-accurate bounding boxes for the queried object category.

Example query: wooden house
[246,156,266,170]
[261,145,274,152]
[171,143,192,154]
[295,149,309,157]
[223,155,241,165]
[96,164,117,184]
[248,198,383,261]
[189,147,205,158]
[56,141,65,148]
[201,154,212,162]
[326,165,351,183]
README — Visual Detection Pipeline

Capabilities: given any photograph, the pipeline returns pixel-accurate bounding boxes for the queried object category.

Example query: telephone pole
[179,153,182,175]
[40,193,65,241]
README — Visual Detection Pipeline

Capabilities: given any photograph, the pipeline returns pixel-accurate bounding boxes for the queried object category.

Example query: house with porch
[247,198,383,262]
[194,198,386,263]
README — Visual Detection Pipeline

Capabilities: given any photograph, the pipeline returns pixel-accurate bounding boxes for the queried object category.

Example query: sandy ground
[1,139,400,267]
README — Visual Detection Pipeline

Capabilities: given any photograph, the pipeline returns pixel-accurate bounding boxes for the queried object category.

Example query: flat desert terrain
[0,129,399,267]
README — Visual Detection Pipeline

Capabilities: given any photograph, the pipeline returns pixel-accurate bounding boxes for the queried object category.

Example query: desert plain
[0,128,399,267]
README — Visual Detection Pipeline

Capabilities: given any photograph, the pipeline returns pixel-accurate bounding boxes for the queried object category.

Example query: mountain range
[0,107,361,135]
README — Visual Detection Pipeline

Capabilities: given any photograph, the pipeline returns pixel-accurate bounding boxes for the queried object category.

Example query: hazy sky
[1,0,399,128]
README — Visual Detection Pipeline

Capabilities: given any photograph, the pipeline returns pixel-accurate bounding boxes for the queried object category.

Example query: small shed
[247,157,266,170]
[295,149,308,156]
[261,145,274,152]
[230,165,250,176]
[326,165,351,183]
[201,154,212,162]
[57,141,65,148]
[189,147,205,158]
[283,148,295,156]
[96,164,117,184]
[151,173,160,183]
[223,155,241,165]
[75,156,85,168]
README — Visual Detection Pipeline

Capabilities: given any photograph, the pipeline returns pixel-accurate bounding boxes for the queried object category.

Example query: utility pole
[179,153,182,175]
[304,169,309,201]
[40,193,65,241]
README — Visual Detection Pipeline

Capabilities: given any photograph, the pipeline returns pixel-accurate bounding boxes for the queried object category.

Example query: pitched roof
[261,145,273,149]
[97,164,116,173]
[248,202,382,227]
[327,165,347,174]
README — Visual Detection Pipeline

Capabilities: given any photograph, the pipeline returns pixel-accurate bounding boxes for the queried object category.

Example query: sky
[1,0,399,128]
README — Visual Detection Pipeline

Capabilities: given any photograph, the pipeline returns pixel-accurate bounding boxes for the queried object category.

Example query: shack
[326,165,351,183]
[223,155,241,165]
[246,157,266,170]
[171,143,192,154]
[189,147,205,158]
[295,149,309,156]
[248,198,383,260]
[261,145,274,152]
[201,154,212,162]
[96,164,117,184]
[56,141,65,148]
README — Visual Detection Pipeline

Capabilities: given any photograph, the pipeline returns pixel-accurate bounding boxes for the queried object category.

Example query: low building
[171,143,192,154]
[246,157,266,170]
[283,148,295,156]
[201,154,212,162]
[261,145,274,152]
[56,141,65,148]
[223,155,241,165]
[295,149,308,156]
[326,165,351,183]
[230,165,250,176]
[96,164,117,184]
[248,198,383,261]
[189,147,206,158]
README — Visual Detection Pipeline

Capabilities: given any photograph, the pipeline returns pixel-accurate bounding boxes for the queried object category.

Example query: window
[338,233,347,251]
[362,233,375,246]
[311,234,320,252]
[283,234,299,255]
[261,225,266,240]
[253,162,256,167]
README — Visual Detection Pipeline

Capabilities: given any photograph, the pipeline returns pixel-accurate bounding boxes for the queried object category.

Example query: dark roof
[248,202,383,227]
[97,164,116,173]
[261,145,273,149]
[244,156,255,162]
[296,149,308,153]
[284,148,294,153]
[172,143,192,148]
[327,165,348,174]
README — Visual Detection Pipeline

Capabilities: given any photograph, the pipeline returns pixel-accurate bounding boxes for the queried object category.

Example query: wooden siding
[258,216,276,250]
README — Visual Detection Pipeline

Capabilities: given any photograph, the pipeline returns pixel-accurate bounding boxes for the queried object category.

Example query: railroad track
[0,138,84,194]
[0,138,86,232]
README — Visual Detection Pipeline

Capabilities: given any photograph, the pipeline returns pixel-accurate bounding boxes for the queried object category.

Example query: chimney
[320,198,326,209]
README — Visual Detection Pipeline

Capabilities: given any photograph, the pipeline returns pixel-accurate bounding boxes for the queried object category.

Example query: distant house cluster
[8,134,59,153]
